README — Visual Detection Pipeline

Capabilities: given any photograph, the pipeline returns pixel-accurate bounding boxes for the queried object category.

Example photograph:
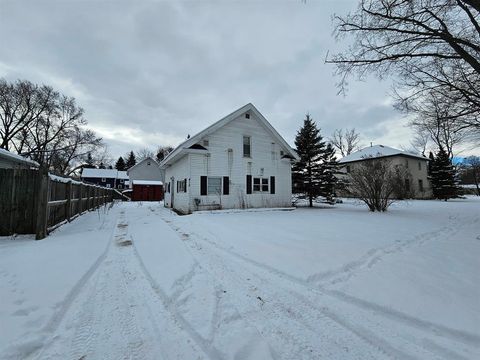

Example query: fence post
[66,180,72,221]
[35,168,49,240]
[87,186,91,210]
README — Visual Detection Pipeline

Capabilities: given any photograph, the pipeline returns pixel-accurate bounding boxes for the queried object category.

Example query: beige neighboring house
[127,157,164,186]
[338,145,432,199]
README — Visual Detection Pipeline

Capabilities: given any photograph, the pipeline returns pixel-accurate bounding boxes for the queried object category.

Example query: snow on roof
[81,168,129,179]
[339,145,428,163]
[132,180,163,186]
[0,148,39,167]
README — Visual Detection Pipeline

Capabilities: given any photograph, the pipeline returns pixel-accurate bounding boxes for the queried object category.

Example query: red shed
[131,180,164,201]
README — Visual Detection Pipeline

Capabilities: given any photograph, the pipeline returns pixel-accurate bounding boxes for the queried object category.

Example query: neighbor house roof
[160,103,299,167]
[81,168,129,179]
[339,145,428,164]
[0,148,39,167]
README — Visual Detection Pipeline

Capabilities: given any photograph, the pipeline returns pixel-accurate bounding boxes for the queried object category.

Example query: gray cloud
[0,0,415,160]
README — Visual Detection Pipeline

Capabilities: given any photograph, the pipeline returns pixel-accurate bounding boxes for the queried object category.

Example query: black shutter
[223,177,229,195]
[200,176,207,195]
[246,175,252,194]
[270,176,275,194]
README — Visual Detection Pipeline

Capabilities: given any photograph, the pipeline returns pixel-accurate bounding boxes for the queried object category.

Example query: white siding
[164,154,191,213]
[128,158,164,183]
[166,111,294,213]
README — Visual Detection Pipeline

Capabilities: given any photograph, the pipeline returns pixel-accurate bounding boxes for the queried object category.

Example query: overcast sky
[0,0,419,160]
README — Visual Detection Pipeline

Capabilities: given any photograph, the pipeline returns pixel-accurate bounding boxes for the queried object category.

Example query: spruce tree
[430,148,458,201]
[125,151,136,169]
[319,143,338,204]
[115,156,126,171]
[293,114,326,207]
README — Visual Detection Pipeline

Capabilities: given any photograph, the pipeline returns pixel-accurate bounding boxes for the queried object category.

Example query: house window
[207,177,222,195]
[102,177,106,182]
[243,136,251,157]
[106,184,111,188]
[418,162,421,171]
[346,165,351,173]
[120,179,124,183]
[203,139,209,147]
[405,178,410,191]
[418,179,424,191]
[177,179,187,193]
[253,177,269,192]
[147,161,151,166]
[245,113,250,119]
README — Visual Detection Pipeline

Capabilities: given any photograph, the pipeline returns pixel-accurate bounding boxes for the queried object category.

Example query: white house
[338,144,432,199]
[160,103,298,214]
[127,157,164,184]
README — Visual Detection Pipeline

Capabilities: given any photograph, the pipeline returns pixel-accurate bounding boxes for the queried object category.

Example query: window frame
[253,177,269,192]
[243,136,251,158]
[207,177,222,195]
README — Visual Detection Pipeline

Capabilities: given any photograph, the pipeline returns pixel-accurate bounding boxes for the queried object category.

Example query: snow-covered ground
[1,198,479,359]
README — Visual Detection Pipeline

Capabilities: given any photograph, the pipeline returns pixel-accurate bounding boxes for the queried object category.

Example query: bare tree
[410,129,430,156]
[136,147,155,161]
[409,93,471,158]
[156,145,174,162]
[1,78,105,174]
[346,158,410,211]
[462,156,480,195]
[330,128,361,156]
[329,0,480,138]
[0,79,57,151]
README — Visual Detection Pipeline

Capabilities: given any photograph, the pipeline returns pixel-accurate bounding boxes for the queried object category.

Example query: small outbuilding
[131,180,164,201]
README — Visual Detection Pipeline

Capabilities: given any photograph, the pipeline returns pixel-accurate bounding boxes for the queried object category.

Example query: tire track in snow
[160,216,408,359]
[17,210,121,360]
[29,209,213,360]
[176,217,480,349]
[163,214,478,360]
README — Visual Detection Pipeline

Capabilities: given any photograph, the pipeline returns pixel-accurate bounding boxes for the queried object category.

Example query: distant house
[338,145,431,199]
[127,157,164,201]
[0,148,39,169]
[127,157,164,184]
[81,168,129,189]
[160,103,298,214]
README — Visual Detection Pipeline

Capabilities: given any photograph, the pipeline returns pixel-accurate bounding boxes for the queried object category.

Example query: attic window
[203,139,209,147]
[147,161,151,166]
[245,113,250,119]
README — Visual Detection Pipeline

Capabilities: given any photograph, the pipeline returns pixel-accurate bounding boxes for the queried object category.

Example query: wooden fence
[0,168,116,239]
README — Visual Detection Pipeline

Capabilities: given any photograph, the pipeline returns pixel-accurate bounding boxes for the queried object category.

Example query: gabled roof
[127,156,159,174]
[0,148,39,167]
[339,145,428,164]
[160,103,298,167]
[81,168,129,179]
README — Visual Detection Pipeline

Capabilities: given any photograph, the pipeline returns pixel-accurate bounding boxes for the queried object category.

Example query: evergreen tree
[293,114,327,207]
[83,153,96,169]
[125,151,136,169]
[430,147,458,201]
[319,143,338,204]
[115,156,126,171]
